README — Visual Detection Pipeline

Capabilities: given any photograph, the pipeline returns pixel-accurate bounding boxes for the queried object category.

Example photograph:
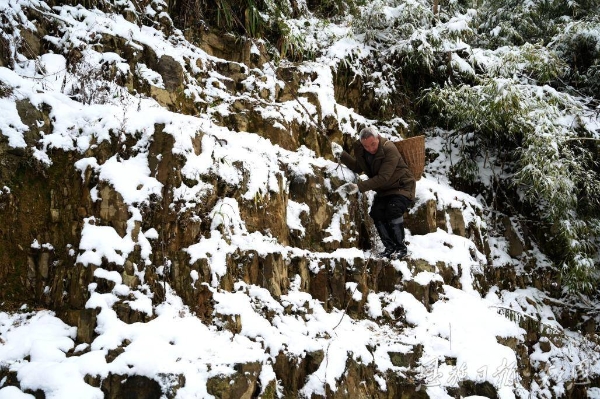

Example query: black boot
[374,220,396,258]
[388,221,408,259]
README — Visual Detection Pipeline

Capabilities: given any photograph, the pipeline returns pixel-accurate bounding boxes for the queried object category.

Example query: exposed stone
[94,270,117,293]
[503,216,525,257]
[582,317,596,335]
[98,184,129,236]
[446,207,466,237]
[407,258,436,274]
[497,336,520,351]
[149,85,195,114]
[106,346,126,363]
[206,362,261,399]
[157,13,175,36]
[288,256,311,291]
[539,337,552,352]
[276,65,302,102]
[374,260,402,293]
[241,39,268,67]
[156,373,186,398]
[196,32,244,64]
[254,115,298,150]
[124,260,135,275]
[563,383,589,399]
[0,365,21,391]
[531,266,560,294]
[50,208,60,222]
[487,265,520,291]
[114,301,151,324]
[457,380,498,399]
[27,247,53,294]
[287,173,334,250]
[469,219,491,259]
[19,29,42,59]
[274,350,323,396]
[402,278,443,310]
[437,261,461,288]
[302,91,321,117]
[97,34,141,63]
[219,313,242,334]
[308,262,333,309]
[193,282,214,322]
[325,357,428,399]
[260,379,278,399]
[101,374,163,399]
[242,252,288,298]
[58,308,98,344]
[515,342,533,389]
[239,182,289,247]
[38,252,50,279]
[123,9,138,22]
[0,35,10,67]
[156,55,184,91]
[389,344,423,368]
[405,199,436,235]
[333,66,364,116]
[16,99,51,145]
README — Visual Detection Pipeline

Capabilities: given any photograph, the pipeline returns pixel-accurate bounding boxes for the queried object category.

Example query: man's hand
[339,182,358,195]
[331,142,343,159]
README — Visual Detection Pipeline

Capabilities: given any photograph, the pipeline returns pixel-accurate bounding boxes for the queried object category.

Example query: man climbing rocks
[332,127,416,259]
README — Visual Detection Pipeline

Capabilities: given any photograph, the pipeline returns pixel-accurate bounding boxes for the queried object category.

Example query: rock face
[0,2,595,399]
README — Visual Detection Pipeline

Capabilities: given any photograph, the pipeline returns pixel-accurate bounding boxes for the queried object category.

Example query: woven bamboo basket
[394,135,425,181]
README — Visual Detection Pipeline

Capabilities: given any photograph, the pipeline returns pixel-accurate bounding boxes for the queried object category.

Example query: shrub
[425,77,600,293]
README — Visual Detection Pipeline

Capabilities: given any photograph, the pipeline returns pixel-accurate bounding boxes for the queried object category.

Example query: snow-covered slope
[0,1,598,398]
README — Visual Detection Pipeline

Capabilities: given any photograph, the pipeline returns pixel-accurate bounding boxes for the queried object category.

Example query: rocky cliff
[0,1,598,398]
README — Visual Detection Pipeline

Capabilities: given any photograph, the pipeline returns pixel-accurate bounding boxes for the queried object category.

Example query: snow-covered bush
[549,18,600,96]
[355,0,474,76]
[475,0,600,48]
[425,77,600,293]
[471,43,567,84]
[475,1,541,47]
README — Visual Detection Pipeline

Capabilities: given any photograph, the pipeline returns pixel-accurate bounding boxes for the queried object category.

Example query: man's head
[359,127,379,154]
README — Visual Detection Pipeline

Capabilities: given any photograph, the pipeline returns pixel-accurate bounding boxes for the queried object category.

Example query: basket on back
[394,135,425,181]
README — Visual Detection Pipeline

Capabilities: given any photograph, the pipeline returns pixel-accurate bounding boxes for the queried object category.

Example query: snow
[0,97,29,148]
[0,386,34,399]
[0,248,595,395]
[0,0,599,398]
[98,154,163,205]
[323,200,351,243]
[76,218,135,267]
[3,223,554,399]
[286,199,310,236]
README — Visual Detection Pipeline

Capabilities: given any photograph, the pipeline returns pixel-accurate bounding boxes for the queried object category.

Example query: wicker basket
[394,135,425,181]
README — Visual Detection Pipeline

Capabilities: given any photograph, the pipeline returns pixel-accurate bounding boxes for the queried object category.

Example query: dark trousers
[368,194,412,222]
[369,194,412,255]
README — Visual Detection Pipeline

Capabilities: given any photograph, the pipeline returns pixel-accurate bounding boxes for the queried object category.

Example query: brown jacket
[340,136,416,200]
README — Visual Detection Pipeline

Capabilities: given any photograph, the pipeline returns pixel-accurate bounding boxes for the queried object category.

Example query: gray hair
[359,127,379,140]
